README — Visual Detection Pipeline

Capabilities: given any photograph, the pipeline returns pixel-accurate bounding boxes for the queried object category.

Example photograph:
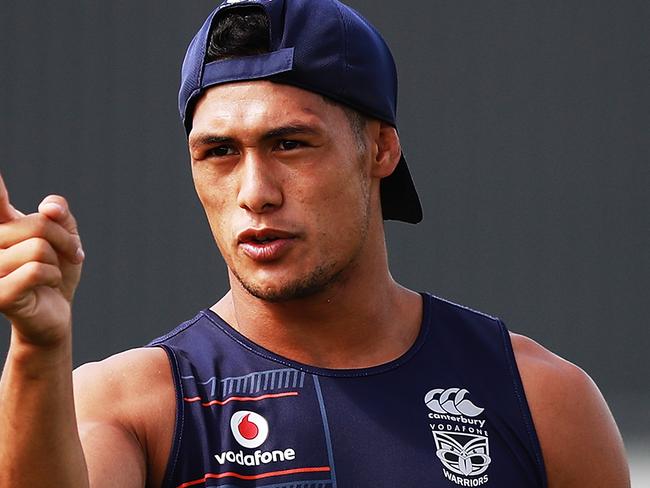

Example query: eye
[276,140,303,151]
[206,145,237,157]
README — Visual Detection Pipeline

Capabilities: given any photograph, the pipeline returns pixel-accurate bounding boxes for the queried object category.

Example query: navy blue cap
[179,0,422,224]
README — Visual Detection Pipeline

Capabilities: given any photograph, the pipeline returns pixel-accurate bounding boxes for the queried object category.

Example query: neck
[213,229,422,369]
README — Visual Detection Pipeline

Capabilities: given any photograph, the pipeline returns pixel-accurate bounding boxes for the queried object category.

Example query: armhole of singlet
[498,320,549,488]
[153,344,185,488]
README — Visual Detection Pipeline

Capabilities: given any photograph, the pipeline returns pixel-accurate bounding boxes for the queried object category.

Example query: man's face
[189,81,377,302]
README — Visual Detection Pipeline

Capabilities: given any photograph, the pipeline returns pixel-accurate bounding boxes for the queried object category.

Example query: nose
[236,152,283,214]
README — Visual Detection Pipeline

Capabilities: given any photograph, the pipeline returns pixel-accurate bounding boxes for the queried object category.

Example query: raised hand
[0,173,84,348]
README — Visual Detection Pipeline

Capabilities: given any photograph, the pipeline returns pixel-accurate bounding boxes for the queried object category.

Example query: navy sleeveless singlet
[148,293,547,488]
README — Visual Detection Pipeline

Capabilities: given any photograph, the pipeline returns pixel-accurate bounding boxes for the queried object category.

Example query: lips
[237,228,297,262]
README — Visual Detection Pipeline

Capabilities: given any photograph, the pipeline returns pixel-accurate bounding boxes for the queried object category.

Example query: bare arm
[512,333,630,488]
[73,348,174,488]
[0,173,146,488]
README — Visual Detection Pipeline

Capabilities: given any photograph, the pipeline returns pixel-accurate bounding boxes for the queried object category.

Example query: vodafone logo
[230,411,269,448]
[219,411,295,466]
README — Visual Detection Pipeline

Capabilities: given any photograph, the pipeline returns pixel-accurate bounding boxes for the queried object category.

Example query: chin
[233,261,343,303]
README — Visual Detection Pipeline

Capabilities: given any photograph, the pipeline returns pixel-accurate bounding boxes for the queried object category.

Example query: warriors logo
[432,432,491,477]
[425,387,491,485]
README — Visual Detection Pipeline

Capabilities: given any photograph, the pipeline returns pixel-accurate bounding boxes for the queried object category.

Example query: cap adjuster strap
[201,47,294,89]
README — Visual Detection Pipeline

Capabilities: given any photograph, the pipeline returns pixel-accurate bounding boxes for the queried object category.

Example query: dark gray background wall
[1,0,648,448]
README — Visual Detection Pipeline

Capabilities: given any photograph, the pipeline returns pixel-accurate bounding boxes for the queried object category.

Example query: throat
[214,288,423,370]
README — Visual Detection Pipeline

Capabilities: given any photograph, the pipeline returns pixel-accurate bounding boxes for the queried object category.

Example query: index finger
[0,173,25,224]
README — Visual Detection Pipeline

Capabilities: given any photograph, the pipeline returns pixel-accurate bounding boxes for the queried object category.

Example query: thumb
[37,195,84,301]
[37,195,80,236]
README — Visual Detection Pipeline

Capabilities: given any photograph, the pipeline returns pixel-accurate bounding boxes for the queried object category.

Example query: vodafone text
[215,448,296,467]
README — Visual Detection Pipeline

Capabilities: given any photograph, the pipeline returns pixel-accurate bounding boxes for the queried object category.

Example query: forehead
[190,81,342,135]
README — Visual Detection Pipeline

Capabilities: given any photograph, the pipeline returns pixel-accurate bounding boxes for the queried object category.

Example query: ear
[370,121,402,179]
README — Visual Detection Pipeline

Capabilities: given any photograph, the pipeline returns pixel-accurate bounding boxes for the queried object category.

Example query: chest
[167,366,538,488]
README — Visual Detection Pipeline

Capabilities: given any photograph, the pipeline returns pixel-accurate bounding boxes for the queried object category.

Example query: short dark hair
[206,7,270,60]
[206,7,368,151]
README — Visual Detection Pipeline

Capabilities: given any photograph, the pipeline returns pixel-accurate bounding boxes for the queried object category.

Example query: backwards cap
[179,0,422,224]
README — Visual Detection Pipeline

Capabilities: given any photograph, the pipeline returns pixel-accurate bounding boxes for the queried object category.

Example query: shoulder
[73,346,174,433]
[510,333,630,488]
[73,347,172,412]
[73,347,175,487]
[509,333,610,419]
[509,333,585,393]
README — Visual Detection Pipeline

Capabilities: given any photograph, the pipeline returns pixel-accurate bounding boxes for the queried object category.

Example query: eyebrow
[189,124,321,150]
[262,124,320,140]
[189,135,233,151]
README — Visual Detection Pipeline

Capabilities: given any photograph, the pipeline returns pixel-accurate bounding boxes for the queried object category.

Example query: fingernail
[76,247,85,262]
[42,202,65,215]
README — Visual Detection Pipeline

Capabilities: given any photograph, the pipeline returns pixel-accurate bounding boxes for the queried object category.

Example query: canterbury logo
[424,388,484,417]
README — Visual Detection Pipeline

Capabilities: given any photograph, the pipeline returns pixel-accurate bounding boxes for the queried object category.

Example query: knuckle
[23,261,58,284]
[23,261,44,280]
[31,213,50,234]
[30,237,54,260]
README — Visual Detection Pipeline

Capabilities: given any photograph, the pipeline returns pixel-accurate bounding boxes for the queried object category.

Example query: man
[0,0,629,486]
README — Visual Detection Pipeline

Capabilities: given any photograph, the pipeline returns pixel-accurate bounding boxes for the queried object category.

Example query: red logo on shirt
[230,411,269,448]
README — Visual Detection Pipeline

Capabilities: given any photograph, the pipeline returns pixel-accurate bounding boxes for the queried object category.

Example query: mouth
[238,228,296,244]
[247,235,280,244]
[237,228,297,262]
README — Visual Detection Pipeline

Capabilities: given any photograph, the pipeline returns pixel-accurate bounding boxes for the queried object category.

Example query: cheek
[319,168,369,219]
[295,154,368,205]
[193,163,234,210]
[297,168,370,248]
[193,170,236,245]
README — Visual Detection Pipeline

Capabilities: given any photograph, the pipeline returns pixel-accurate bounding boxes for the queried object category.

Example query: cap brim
[380,153,423,224]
